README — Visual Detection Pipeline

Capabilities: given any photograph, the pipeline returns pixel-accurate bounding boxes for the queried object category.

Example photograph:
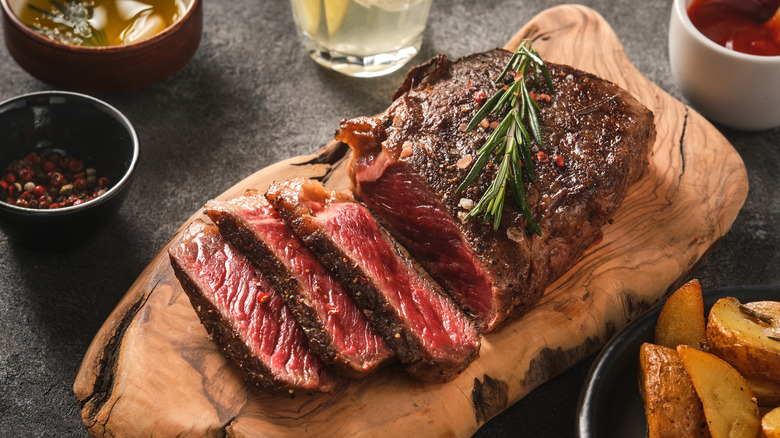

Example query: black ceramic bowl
[0,91,138,249]
[576,285,780,437]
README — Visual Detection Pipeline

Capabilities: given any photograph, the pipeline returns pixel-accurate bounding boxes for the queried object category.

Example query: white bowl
[669,0,780,131]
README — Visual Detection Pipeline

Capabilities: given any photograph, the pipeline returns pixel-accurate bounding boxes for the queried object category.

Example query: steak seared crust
[266,179,481,383]
[338,49,655,331]
[169,220,339,392]
[204,192,394,378]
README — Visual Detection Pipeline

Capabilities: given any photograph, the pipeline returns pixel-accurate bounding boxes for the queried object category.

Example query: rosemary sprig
[27,0,108,47]
[456,39,553,235]
[739,304,773,325]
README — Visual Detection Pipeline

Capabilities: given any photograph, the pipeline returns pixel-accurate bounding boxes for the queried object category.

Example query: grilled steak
[168,219,338,392]
[204,192,394,378]
[337,49,655,331]
[265,178,481,383]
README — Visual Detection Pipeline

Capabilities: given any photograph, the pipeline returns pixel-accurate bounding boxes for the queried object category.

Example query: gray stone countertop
[0,0,777,436]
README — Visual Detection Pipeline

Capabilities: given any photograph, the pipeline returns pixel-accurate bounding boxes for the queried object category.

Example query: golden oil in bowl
[14,0,187,46]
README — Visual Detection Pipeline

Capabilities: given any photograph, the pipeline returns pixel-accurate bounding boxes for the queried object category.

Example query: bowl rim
[0,0,200,53]
[673,0,780,62]
[0,90,139,217]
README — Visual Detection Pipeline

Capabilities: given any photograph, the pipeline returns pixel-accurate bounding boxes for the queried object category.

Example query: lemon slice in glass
[293,0,321,35]
[324,0,348,37]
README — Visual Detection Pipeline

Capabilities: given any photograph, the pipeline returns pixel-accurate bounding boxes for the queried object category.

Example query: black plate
[576,284,780,437]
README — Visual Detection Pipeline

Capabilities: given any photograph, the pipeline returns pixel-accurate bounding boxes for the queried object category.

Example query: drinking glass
[290,0,433,77]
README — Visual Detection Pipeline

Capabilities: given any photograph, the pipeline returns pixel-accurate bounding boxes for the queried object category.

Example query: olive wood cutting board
[73,5,749,437]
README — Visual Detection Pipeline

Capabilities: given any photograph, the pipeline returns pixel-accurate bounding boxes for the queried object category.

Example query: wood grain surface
[73,5,748,437]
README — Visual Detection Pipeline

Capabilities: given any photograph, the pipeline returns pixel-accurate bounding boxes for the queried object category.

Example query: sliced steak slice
[204,192,394,378]
[337,49,655,331]
[168,219,338,392]
[265,178,481,383]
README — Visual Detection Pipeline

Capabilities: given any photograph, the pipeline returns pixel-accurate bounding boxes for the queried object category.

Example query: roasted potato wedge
[677,345,760,438]
[655,279,707,349]
[639,343,710,438]
[747,378,780,407]
[707,297,780,381]
[763,406,780,438]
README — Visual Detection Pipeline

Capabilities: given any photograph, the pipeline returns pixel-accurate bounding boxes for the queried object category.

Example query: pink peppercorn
[42,161,56,172]
[474,90,488,105]
[2,150,112,209]
[48,172,64,187]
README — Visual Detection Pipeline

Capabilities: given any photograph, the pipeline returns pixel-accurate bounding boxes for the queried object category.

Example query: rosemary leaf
[496,52,519,83]
[510,109,535,179]
[521,85,543,146]
[536,53,555,90]
[457,141,499,192]
[739,304,773,325]
[510,123,542,235]
[481,115,513,153]
[519,46,544,68]
[493,81,520,116]
[466,88,505,132]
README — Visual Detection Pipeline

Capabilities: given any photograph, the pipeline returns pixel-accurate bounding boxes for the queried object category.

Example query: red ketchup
[687,0,780,56]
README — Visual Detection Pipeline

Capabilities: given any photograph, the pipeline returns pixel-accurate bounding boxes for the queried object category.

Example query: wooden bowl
[0,0,202,93]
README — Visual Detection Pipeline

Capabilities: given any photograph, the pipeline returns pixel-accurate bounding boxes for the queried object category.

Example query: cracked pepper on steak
[338,48,655,332]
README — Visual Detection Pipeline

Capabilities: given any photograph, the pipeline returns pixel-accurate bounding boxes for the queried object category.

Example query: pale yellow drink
[291,0,432,77]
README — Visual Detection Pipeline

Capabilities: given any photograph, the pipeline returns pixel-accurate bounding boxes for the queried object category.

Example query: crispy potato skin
[655,279,707,349]
[677,345,761,438]
[763,406,780,438]
[707,298,780,381]
[642,285,780,438]
[639,343,710,438]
